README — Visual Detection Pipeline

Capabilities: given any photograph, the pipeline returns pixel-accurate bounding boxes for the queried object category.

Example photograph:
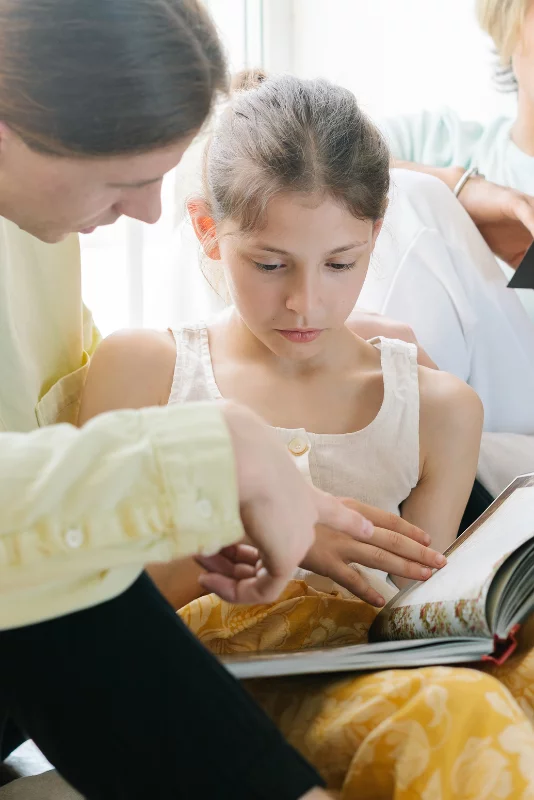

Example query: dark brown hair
[202,70,390,233]
[0,0,228,156]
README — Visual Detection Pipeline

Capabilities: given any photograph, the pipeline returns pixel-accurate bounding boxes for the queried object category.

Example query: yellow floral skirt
[179,581,534,799]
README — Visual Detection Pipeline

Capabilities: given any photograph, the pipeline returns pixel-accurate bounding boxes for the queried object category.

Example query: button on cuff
[196,497,213,519]
[64,527,84,549]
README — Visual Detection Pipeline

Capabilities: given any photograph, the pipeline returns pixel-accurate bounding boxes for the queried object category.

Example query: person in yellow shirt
[0,1,383,798]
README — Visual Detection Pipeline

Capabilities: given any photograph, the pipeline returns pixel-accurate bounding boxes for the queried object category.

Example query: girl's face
[194,191,382,361]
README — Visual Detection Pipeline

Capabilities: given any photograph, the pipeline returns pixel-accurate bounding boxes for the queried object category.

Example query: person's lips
[276,329,323,343]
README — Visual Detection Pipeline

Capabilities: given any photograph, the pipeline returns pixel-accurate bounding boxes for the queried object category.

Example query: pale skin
[0,123,196,243]
[80,191,483,609]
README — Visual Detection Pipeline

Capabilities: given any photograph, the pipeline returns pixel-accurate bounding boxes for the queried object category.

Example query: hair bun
[230,68,268,93]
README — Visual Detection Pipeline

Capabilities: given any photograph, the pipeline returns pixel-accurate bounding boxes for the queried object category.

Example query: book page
[371,484,534,641]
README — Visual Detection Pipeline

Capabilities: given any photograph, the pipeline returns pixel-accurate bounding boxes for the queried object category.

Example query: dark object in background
[458,478,494,537]
[508,241,534,289]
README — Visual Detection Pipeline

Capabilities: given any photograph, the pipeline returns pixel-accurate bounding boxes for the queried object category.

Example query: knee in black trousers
[0,573,322,799]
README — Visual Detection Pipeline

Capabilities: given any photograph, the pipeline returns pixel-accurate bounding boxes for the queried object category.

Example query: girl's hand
[203,403,374,604]
[196,543,261,587]
[301,500,446,607]
[338,497,431,545]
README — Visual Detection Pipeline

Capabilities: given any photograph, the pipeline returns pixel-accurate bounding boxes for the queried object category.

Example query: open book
[223,474,534,680]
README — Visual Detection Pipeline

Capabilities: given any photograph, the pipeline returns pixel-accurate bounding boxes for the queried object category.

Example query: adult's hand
[301,499,446,607]
[394,161,534,269]
[456,174,534,269]
[199,403,374,604]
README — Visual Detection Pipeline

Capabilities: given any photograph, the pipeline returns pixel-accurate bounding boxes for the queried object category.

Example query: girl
[75,74,534,800]
[79,72,481,607]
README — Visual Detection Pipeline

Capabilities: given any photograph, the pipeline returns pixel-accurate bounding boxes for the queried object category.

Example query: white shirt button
[288,436,309,457]
[196,498,213,519]
[64,527,84,549]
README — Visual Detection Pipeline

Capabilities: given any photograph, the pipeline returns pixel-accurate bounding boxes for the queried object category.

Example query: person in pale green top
[380,0,534,318]
[382,108,532,194]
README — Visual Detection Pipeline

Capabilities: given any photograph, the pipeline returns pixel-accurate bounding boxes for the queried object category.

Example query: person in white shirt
[380,0,534,318]
[355,0,534,496]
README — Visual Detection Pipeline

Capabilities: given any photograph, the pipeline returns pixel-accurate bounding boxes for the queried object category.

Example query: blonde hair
[476,0,528,63]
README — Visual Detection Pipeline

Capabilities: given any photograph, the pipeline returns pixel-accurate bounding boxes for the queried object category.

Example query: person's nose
[116,181,163,225]
[285,269,320,318]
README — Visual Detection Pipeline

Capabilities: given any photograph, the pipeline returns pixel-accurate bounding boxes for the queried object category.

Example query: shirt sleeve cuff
[143,402,245,559]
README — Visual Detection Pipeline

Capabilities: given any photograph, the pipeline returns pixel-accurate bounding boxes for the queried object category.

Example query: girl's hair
[202,70,390,235]
[476,0,528,91]
[0,0,227,157]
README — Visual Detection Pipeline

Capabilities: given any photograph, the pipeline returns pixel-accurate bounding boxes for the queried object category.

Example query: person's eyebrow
[107,176,163,189]
[253,242,367,256]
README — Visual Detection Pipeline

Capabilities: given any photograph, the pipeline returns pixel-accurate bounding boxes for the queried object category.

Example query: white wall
[84,1,521,335]
[291,0,516,123]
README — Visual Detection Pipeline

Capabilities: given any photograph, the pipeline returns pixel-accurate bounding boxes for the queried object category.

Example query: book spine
[481,625,521,666]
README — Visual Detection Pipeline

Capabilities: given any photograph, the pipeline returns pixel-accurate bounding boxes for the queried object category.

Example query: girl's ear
[187,198,221,260]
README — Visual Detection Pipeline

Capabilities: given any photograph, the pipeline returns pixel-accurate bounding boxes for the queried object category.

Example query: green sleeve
[379,108,485,169]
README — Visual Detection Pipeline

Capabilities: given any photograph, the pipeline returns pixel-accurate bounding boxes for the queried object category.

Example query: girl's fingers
[313,489,374,541]
[198,570,287,605]
[340,498,430,545]
[341,536,443,581]
[328,562,386,607]
[196,552,257,579]
[370,527,446,569]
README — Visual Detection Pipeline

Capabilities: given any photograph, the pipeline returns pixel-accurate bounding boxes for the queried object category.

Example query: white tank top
[168,321,420,601]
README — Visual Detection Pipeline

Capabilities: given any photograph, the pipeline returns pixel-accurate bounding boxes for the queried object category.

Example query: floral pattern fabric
[179,581,534,799]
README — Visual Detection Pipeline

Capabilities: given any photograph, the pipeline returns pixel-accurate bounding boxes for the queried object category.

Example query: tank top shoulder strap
[369,336,420,486]
[370,336,419,404]
[168,321,218,404]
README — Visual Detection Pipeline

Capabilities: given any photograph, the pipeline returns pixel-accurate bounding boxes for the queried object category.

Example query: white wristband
[453,166,484,197]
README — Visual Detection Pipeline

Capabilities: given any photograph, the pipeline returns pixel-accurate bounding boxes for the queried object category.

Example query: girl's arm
[401,367,484,555]
[78,329,176,424]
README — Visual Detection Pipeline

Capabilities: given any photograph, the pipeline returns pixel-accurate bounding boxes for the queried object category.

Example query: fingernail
[423,533,431,545]
[363,519,374,537]
[421,567,431,579]
[375,596,385,607]
[435,554,447,566]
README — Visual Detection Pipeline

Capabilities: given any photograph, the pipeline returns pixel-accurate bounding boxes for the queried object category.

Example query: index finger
[313,489,374,541]
[340,498,430,545]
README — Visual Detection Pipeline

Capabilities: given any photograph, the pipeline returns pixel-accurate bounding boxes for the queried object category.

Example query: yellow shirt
[0,217,243,629]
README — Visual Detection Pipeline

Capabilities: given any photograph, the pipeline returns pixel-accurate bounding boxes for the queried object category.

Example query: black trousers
[0,573,322,799]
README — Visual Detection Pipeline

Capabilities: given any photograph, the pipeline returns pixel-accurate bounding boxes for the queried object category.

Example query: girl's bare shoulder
[78,329,177,424]
[418,365,483,437]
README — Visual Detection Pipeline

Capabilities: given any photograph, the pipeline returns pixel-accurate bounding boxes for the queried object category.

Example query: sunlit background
[81,0,516,337]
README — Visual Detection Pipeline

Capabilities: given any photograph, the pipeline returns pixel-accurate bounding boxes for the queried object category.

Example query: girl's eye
[327,261,356,271]
[253,261,285,272]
